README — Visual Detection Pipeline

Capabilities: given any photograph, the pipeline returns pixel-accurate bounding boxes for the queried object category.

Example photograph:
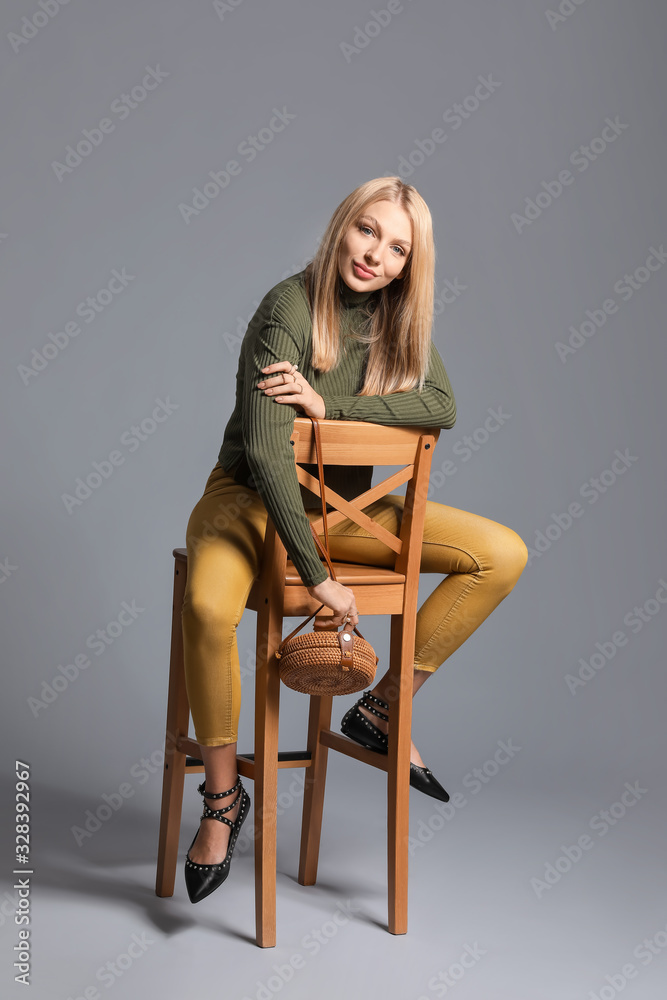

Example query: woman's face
[338,199,412,294]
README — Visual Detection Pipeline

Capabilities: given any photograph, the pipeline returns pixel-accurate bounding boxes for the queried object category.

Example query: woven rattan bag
[274,416,379,696]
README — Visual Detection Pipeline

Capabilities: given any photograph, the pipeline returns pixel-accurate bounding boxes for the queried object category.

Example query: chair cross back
[291,416,440,571]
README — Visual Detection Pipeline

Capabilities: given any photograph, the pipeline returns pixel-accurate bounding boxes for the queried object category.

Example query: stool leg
[386,613,413,934]
[298,694,332,885]
[254,600,282,947]
[156,558,189,897]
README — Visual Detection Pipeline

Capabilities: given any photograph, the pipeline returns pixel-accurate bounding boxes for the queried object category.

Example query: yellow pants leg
[323,493,529,671]
[181,464,269,747]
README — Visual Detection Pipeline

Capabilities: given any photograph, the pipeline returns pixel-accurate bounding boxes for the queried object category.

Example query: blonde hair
[303,176,435,395]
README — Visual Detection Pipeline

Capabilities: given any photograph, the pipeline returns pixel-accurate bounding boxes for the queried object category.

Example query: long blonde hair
[303,176,435,395]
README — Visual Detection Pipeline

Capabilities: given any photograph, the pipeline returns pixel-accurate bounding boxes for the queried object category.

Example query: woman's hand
[256,361,326,420]
[306,577,359,630]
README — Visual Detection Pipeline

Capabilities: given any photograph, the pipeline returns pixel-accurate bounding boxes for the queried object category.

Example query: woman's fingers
[261,381,301,393]
[257,360,306,395]
[314,611,357,630]
[261,361,296,371]
[258,360,298,381]
[313,618,338,631]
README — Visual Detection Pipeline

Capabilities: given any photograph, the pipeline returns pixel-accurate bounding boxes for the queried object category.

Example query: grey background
[2,0,666,997]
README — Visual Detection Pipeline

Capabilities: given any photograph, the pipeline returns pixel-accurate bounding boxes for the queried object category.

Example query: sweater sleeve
[242,312,329,587]
[323,340,457,429]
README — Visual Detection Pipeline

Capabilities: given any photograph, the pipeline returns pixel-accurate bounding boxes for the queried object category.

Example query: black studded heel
[340,689,450,803]
[184,777,251,904]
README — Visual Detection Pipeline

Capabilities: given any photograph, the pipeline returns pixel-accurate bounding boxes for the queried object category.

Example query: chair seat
[285,560,405,586]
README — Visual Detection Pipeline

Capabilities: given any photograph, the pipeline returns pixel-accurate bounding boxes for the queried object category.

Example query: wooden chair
[155,417,439,947]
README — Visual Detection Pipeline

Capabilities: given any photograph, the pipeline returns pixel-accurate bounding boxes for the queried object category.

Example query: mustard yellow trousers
[181,462,528,746]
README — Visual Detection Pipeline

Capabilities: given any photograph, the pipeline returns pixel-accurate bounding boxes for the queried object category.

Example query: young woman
[181,176,528,903]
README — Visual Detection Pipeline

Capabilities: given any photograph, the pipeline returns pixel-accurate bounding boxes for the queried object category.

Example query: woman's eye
[359,224,403,256]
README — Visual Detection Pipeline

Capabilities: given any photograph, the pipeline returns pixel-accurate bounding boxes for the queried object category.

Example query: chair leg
[298,694,332,885]
[254,599,283,948]
[386,613,413,934]
[156,558,190,897]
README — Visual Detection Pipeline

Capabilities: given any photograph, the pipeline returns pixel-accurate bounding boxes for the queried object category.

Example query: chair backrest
[290,417,439,578]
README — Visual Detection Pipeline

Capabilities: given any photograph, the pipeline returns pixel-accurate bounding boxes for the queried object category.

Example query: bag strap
[312,416,332,572]
[308,413,337,581]
[275,415,370,651]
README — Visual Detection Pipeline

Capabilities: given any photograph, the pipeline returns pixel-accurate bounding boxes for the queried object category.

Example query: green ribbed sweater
[218,268,457,586]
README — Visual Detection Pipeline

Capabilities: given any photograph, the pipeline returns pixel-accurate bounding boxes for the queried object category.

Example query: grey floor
[2,761,666,1000]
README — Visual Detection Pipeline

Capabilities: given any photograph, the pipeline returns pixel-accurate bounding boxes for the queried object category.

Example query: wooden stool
[155,417,439,947]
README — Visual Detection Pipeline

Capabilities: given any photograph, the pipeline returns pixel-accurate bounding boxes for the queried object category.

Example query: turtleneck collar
[338,272,376,307]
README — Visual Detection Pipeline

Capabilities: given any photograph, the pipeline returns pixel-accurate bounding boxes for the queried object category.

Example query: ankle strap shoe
[184,776,251,904]
[340,690,450,802]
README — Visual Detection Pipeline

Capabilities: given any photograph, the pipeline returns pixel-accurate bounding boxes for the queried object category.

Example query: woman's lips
[353,261,375,279]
